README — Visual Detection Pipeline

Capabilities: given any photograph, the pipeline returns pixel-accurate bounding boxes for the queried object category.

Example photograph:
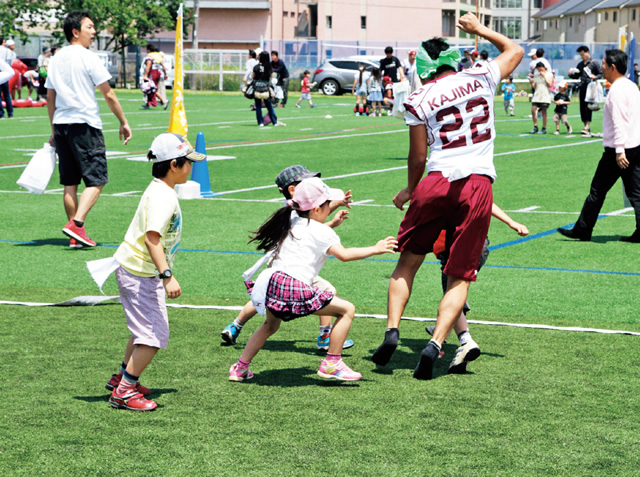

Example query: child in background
[367,67,383,117]
[501,76,516,116]
[106,133,205,411]
[296,70,317,108]
[221,165,356,351]
[382,75,394,109]
[229,177,397,382]
[351,64,369,115]
[553,82,573,135]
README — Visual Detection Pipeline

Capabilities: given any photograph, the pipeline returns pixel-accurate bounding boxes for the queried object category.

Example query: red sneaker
[105,374,151,395]
[109,389,157,411]
[62,220,96,247]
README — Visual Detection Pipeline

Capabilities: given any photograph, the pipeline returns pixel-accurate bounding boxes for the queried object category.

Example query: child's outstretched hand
[339,190,353,209]
[327,210,349,228]
[375,236,398,254]
[510,221,529,236]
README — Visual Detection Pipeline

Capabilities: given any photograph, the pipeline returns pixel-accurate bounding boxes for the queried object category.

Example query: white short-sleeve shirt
[270,216,340,285]
[404,61,501,181]
[45,45,111,130]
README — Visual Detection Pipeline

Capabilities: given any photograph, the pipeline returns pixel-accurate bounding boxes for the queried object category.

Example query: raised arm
[457,13,523,81]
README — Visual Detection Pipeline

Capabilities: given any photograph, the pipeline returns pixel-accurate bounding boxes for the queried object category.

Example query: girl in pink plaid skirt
[230,177,397,382]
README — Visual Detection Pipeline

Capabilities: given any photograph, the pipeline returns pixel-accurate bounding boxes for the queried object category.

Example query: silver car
[312,56,380,96]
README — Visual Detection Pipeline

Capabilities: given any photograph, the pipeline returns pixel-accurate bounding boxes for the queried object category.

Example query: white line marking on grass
[351,199,374,205]
[111,191,142,196]
[219,126,230,129]
[505,209,579,215]
[513,206,541,212]
[495,139,601,157]
[205,128,407,152]
[606,207,633,216]
[299,128,313,131]
[2,298,638,336]
[20,119,36,122]
[216,165,408,195]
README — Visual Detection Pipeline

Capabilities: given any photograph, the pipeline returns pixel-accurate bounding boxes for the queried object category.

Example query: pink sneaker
[317,358,362,381]
[62,220,96,247]
[109,389,157,411]
[229,363,254,382]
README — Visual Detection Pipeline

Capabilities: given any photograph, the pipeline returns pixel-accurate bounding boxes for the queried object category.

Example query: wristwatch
[158,269,172,279]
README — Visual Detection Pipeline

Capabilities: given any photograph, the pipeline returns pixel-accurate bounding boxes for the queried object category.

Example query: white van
[95,50,119,87]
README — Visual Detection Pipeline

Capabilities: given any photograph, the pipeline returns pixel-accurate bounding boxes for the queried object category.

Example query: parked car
[312,56,380,96]
[95,50,119,87]
[139,53,174,89]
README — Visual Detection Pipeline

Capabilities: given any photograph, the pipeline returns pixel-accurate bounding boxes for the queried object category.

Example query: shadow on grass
[591,235,628,244]
[73,388,178,403]
[224,339,354,358]
[250,366,361,387]
[14,238,70,247]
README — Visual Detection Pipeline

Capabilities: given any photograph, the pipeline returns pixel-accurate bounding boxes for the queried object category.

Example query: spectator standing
[402,49,419,92]
[370,14,523,379]
[380,46,406,84]
[243,49,258,85]
[141,44,163,109]
[253,50,283,127]
[270,51,289,107]
[558,49,640,243]
[46,11,132,248]
[553,82,573,135]
[0,37,15,118]
[527,48,551,77]
[367,67,383,117]
[37,47,51,102]
[458,49,473,71]
[633,63,639,87]
[149,46,169,109]
[352,63,370,115]
[529,62,553,134]
[569,46,601,136]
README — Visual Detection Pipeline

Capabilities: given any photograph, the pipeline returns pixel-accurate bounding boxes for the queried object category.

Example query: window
[613,11,617,22]
[442,10,456,37]
[633,9,636,21]
[534,0,542,7]
[290,12,295,17]
[569,17,572,27]
[493,16,522,39]
[597,13,601,24]
[556,19,559,29]
[283,11,288,17]
[326,15,332,29]
[536,20,539,31]
[543,20,547,30]
[360,16,366,29]
[494,0,522,7]
[605,12,608,21]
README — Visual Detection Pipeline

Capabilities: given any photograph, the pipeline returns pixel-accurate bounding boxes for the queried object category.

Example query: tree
[49,0,193,85]
[0,0,53,43]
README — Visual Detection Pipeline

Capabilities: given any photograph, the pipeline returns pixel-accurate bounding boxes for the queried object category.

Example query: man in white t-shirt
[371,13,523,380]
[46,11,132,248]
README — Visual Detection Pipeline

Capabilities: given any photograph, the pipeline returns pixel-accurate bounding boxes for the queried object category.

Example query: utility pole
[192,0,200,90]
[475,0,479,50]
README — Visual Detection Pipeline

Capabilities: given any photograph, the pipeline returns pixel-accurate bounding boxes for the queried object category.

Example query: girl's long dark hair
[371,67,381,82]
[249,205,310,253]
[258,50,272,77]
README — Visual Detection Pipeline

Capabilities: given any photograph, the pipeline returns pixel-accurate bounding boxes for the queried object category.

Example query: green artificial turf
[1,91,639,475]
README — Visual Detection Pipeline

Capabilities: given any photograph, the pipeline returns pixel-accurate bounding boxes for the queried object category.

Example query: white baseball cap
[6,39,15,47]
[293,177,344,211]
[148,133,206,163]
[528,48,537,57]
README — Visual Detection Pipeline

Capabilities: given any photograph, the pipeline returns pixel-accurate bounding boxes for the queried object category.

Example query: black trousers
[574,146,640,235]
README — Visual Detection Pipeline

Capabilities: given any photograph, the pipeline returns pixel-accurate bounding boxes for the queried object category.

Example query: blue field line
[488,227,563,251]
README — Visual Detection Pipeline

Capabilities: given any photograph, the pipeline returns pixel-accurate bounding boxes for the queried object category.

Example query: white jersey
[404,61,501,181]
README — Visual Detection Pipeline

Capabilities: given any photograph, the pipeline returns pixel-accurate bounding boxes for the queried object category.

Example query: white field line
[0,114,353,141]
[494,138,601,157]
[1,299,638,336]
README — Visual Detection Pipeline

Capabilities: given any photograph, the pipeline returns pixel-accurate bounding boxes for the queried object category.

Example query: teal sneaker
[221,323,241,345]
[316,333,355,351]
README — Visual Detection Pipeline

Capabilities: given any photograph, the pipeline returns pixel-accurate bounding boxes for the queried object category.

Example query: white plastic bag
[16,143,57,195]
[585,81,604,110]
[392,80,411,118]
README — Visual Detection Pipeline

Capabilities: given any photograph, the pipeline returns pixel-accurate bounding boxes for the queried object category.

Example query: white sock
[233,318,244,329]
[458,331,471,346]
[429,339,442,351]
[320,325,332,336]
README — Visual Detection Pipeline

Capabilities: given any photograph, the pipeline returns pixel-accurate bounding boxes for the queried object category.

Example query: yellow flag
[168,3,188,137]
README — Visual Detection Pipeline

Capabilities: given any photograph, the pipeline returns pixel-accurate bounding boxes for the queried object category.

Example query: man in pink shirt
[558,49,640,243]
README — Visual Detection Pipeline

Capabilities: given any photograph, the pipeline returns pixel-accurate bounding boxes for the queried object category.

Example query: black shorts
[54,123,108,187]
